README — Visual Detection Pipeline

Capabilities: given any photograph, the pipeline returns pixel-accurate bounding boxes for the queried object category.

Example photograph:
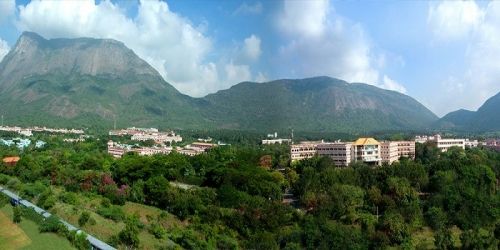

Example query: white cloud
[276,0,405,93]
[278,0,328,38]
[0,38,10,62]
[225,62,252,84]
[233,2,262,15]
[0,0,15,24]
[381,75,407,94]
[242,34,261,62]
[428,1,483,41]
[16,0,256,97]
[255,72,268,82]
[427,1,500,115]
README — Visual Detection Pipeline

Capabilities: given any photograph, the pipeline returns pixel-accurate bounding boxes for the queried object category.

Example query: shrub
[60,192,79,205]
[78,211,91,227]
[40,215,62,233]
[148,223,166,239]
[96,205,125,222]
[13,205,22,223]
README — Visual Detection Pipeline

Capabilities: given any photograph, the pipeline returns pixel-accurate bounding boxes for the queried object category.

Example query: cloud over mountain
[275,0,407,93]
[16,0,259,97]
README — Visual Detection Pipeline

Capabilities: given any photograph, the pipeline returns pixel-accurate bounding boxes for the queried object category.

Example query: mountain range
[0,32,442,132]
[435,92,500,132]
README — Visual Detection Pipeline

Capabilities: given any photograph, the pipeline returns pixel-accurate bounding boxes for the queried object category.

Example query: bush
[0,173,11,184]
[60,192,79,205]
[13,205,22,223]
[40,215,63,233]
[96,205,125,222]
[78,211,91,227]
[148,223,166,239]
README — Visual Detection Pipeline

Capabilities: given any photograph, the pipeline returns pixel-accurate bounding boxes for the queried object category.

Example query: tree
[435,228,454,250]
[118,215,141,249]
[78,211,90,227]
[13,205,22,223]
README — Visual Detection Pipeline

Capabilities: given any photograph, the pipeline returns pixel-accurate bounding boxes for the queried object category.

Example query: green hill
[200,77,438,132]
[436,92,500,132]
[0,32,439,132]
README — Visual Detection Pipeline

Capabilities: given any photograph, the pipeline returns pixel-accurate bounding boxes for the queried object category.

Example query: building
[130,132,182,144]
[353,138,381,165]
[433,135,465,152]
[316,142,352,166]
[416,134,466,152]
[380,141,399,165]
[464,139,479,148]
[484,139,500,151]
[262,138,292,145]
[396,141,416,159]
[290,141,322,161]
[2,156,20,166]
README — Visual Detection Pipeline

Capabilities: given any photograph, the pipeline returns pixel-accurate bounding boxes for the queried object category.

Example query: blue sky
[0,0,499,117]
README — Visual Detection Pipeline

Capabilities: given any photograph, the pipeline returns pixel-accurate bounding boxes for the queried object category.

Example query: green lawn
[0,205,74,250]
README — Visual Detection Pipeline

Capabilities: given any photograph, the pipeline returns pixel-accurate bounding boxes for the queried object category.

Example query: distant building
[484,139,500,151]
[464,139,479,148]
[262,138,292,145]
[2,156,20,166]
[353,138,381,165]
[416,134,465,152]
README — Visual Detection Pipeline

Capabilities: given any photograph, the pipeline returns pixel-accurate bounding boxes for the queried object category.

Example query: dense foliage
[0,136,499,249]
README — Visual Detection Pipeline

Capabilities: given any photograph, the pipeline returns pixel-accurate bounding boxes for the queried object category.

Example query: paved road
[0,185,115,250]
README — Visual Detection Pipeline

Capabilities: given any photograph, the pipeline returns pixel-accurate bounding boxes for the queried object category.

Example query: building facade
[316,142,353,166]
[353,138,381,165]
[380,141,399,165]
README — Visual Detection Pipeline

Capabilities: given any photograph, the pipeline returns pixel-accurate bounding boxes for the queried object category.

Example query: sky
[0,0,499,117]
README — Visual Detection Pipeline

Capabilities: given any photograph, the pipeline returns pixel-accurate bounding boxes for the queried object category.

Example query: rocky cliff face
[0,32,203,129]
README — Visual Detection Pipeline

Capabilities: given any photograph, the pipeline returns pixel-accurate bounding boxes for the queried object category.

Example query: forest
[0,133,498,249]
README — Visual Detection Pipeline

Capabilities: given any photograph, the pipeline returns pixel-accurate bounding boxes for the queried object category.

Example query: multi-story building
[290,141,322,161]
[416,134,466,152]
[396,141,416,159]
[131,132,183,144]
[380,141,399,165]
[316,142,352,166]
[464,139,479,148]
[353,138,381,165]
[291,138,415,166]
[433,135,465,152]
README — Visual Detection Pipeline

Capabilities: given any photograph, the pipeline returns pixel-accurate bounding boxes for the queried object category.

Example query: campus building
[353,138,382,165]
[380,141,399,165]
[316,142,353,166]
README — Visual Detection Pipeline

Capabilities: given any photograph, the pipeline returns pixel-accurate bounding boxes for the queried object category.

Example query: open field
[0,205,74,250]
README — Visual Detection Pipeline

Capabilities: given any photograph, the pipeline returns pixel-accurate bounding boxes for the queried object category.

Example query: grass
[0,205,74,250]
[48,189,185,249]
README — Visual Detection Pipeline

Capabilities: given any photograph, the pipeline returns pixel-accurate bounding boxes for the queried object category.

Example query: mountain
[0,32,439,132]
[0,32,205,129]
[437,92,500,131]
[200,77,438,132]
[435,109,476,129]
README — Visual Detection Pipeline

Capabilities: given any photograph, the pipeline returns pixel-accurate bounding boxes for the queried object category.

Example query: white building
[464,139,479,148]
[435,137,465,152]
[262,138,292,145]
[353,138,382,165]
